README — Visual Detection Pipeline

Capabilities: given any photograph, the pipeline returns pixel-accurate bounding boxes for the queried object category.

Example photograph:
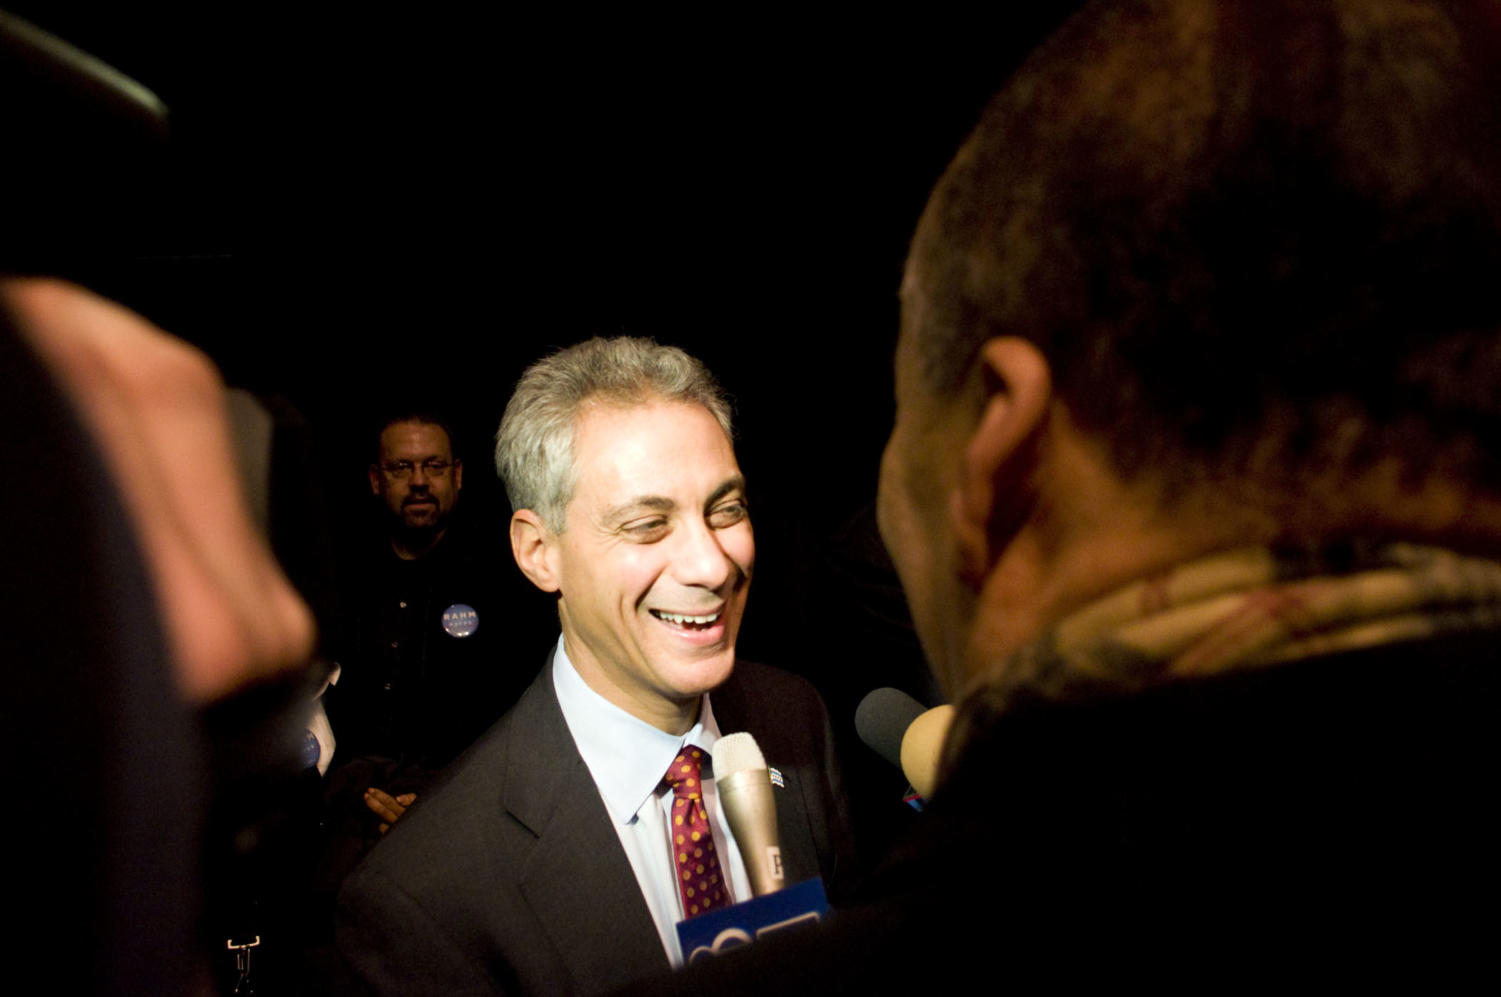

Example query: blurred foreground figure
[1,279,314,995]
[662,0,1501,987]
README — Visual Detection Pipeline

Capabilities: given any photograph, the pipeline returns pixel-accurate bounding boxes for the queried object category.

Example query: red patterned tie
[663,747,726,918]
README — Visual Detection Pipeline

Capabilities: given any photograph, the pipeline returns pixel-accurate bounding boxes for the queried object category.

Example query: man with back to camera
[335,336,849,995]
[650,0,1501,988]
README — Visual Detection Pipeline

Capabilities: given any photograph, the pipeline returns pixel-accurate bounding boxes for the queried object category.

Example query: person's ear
[452,457,463,492]
[368,465,382,495]
[510,509,560,593]
[950,337,1052,584]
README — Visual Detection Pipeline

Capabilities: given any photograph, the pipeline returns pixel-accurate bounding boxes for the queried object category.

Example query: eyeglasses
[380,459,454,479]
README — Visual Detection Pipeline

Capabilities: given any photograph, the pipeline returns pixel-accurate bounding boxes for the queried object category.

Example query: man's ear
[951,337,1052,584]
[368,465,382,496]
[452,457,463,492]
[510,509,560,593]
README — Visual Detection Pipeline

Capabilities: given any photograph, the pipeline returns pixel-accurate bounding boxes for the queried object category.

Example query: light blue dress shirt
[551,635,752,966]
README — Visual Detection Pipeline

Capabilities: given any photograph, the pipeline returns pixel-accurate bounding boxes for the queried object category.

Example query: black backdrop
[5,2,1073,702]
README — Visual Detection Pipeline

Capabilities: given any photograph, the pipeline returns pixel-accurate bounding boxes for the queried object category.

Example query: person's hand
[1,278,315,703]
[364,787,418,834]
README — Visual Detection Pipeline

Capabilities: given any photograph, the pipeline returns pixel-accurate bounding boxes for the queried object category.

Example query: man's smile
[649,608,724,631]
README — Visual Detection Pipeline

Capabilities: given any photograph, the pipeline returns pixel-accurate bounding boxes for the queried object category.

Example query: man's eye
[623,519,669,539]
[708,501,748,528]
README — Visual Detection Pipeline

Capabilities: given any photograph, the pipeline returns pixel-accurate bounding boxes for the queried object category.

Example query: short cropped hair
[494,336,734,530]
[908,0,1501,496]
[372,412,457,463]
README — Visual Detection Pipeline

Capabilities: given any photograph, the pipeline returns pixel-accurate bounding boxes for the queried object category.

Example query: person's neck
[561,634,701,736]
[964,438,1501,695]
[961,430,1273,693]
[970,510,1267,690]
[390,526,446,561]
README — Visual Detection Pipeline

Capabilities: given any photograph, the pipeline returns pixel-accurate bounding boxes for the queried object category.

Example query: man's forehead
[569,399,740,501]
[380,421,453,456]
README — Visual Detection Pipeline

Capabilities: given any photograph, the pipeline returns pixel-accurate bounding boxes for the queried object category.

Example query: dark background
[4,4,1072,701]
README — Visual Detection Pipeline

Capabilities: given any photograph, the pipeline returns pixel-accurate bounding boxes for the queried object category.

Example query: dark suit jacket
[335,657,850,996]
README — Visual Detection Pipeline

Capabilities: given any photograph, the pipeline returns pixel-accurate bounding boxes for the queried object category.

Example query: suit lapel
[503,663,670,992]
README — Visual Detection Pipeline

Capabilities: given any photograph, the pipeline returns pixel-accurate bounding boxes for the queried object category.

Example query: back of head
[494,336,733,530]
[909,0,1501,511]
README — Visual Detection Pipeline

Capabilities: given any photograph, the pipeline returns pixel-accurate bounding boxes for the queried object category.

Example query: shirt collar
[551,635,723,825]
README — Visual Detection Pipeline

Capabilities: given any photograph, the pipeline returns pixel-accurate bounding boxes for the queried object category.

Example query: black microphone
[855,687,927,770]
[855,687,954,802]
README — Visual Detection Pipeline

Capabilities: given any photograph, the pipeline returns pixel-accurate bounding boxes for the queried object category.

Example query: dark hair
[909,0,1501,495]
[373,412,457,463]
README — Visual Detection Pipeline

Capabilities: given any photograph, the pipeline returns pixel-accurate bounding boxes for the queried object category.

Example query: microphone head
[714,732,783,896]
[900,704,956,800]
[855,687,928,770]
[712,731,766,778]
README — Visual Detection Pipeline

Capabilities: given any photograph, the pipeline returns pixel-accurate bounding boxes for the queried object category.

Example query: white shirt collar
[551,634,723,825]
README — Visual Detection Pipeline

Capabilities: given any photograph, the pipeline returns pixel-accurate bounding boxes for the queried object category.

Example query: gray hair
[494,336,734,530]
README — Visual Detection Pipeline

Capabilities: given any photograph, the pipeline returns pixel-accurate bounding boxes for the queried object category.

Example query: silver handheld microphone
[713,732,784,897]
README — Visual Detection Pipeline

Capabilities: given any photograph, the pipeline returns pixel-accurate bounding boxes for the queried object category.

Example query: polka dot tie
[663,747,726,919]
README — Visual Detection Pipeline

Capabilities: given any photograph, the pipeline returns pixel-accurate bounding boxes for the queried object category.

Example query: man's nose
[672,521,739,591]
[409,464,430,486]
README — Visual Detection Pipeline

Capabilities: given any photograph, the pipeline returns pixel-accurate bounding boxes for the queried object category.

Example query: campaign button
[442,603,479,638]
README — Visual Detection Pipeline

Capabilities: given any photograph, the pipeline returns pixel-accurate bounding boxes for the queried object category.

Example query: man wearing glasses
[322,415,530,874]
[369,417,464,561]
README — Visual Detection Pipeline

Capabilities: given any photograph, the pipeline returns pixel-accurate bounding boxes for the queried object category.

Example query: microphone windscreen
[900,704,955,800]
[712,731,766,778]
[855,687,928,770]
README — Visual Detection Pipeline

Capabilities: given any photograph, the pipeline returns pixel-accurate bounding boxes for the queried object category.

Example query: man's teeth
[653,611,721,625]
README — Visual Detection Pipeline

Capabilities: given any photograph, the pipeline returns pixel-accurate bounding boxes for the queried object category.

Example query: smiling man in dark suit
[336,336,848,995]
